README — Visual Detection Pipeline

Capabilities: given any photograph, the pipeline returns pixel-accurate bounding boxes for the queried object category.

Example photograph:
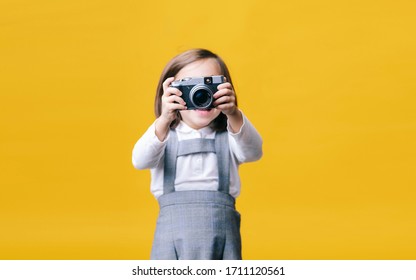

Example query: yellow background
[1,0,415,259]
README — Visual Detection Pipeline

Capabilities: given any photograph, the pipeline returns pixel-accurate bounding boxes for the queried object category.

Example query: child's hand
[213,80,243,133]
[155,77,187,141]
[160,77,187,123]
[213,81,238,116]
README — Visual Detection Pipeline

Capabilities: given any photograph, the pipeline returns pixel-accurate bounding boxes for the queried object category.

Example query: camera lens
[193,89,210,106]
[190,86,213,108]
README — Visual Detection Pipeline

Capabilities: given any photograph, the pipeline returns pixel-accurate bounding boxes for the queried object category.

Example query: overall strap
[163,130,178,194]
[215,131,230,193]
[163,129,230,194]
[177,138,216,157]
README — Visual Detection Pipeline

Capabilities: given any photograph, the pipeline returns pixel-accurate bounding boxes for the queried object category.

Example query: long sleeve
[132,113,262,199]
[132,122,168,170]
[227,112,263,164]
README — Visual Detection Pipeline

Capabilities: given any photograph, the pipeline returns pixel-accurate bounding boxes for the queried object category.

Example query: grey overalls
[150,129,242,260]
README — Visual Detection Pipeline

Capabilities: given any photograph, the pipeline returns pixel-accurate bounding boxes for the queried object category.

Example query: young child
[132,48,262,260]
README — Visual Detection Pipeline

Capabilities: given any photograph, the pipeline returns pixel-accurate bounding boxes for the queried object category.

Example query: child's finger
[215,102,234,112]
[162,77,175,92]
[166,95,186,105]
[213,95,235,107]
[214,88,234,100]
[163,86,182,97]
[167,102,187,111]
[217,82,232,90]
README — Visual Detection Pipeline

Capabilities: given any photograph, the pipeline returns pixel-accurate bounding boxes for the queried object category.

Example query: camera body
[170,75,225,110]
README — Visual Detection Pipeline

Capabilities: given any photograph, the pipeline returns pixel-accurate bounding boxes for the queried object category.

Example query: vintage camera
[170,75,225,110]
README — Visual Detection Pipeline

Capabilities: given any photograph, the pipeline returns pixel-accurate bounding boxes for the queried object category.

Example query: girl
[132,48,262,260]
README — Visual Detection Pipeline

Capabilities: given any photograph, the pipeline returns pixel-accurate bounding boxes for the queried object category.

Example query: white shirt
[132,112,263,199]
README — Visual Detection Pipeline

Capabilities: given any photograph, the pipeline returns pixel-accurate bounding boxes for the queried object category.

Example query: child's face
[175,58,222,130]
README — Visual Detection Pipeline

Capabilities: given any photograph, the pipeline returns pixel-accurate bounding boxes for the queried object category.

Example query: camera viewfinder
[204,77,212,84]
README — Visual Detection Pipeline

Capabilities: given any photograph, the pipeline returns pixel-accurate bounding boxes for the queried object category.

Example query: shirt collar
[176,121,214,137]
